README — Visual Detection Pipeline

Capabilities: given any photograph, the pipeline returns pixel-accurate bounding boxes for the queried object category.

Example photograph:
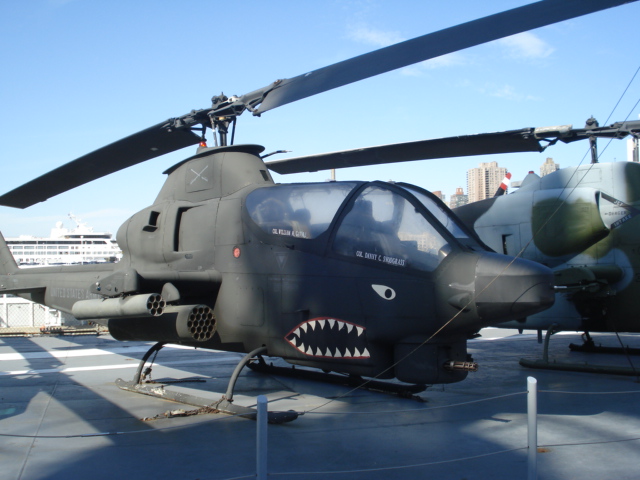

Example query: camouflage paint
[531,197,608,257]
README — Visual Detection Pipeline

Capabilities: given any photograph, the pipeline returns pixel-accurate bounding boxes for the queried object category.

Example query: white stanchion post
[527,376,537,480]
[257,395,268,480]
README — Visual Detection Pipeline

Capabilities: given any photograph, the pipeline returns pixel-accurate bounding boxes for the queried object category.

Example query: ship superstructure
[5,214,122,266]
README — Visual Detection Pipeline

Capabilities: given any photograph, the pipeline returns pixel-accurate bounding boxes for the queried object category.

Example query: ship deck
[1,329,639,480]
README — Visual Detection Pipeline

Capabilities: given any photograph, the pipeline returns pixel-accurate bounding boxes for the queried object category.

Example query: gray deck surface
[1,329,639,480]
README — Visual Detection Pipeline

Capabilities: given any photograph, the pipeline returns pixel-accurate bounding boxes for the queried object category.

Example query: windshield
[400,185,469,240]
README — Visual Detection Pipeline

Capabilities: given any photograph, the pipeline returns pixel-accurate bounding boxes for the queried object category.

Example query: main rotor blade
[266,129,543,174]
[0,122,201,209]
[3,0,635,209]
[266,119,640,175]
[255,0,636,114]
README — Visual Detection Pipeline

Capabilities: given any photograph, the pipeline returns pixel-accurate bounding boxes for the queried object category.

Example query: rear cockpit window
[246,183,358,239]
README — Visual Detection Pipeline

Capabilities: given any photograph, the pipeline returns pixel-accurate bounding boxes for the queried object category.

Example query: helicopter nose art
[285,318,370,359]
[474,253,555,322]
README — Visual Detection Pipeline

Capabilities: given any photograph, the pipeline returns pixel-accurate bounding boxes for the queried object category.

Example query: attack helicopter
[0,0,634,418]
[450,118,640,373]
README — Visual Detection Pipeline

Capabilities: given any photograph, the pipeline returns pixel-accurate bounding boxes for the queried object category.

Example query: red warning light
[199,141,208,148]
[233,246,241,258]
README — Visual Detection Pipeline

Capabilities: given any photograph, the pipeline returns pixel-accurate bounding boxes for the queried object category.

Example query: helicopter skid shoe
[115,379,297,423]
[569,333,640,355]
[519,328,640,377]
[116,343,299,424]
[518,358,640,376]
[247,357,427,400]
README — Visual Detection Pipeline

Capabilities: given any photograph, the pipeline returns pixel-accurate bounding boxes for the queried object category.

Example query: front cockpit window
[400,185,469,240]
[246,183,358,239]
[333,185,448,271]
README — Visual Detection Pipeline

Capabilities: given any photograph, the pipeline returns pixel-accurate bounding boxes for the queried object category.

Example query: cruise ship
[5,214,122,266]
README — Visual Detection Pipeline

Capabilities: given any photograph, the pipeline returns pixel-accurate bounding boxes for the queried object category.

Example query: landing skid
[116,343,299,424]
[247,356,427,401]
[519,327,640,377]
[569,333,640,355]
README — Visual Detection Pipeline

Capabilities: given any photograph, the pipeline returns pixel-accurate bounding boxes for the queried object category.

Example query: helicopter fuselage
[455,161,640,334]
[0,145,555,384]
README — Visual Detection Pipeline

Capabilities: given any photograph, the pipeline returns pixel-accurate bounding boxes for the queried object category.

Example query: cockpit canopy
[246,182,356,240]
[246,181,480,272]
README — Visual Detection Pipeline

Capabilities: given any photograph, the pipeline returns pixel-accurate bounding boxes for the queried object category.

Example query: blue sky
[1,0,639,237]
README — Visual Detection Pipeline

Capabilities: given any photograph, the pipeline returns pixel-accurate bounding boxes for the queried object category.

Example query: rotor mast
[169,86,276,147]
[586,116,600,164]
[208,94,241,147]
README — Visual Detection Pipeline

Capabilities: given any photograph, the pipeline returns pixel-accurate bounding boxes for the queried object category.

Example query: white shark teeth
[286,318,369,358]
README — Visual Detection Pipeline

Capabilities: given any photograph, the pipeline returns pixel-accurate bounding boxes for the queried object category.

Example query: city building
[432,190,446,203]
[449,187,468,208]
[466,161,507,203]
[540,157,560,177]
[628,137,639,163]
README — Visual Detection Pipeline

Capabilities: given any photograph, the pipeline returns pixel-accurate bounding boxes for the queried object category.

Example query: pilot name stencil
[356,250,406,267]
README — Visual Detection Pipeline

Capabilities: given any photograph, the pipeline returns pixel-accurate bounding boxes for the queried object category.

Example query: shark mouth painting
[285,317,370,359]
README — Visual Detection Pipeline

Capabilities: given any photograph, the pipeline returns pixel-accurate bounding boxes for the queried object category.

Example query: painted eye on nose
[371,284,396,300]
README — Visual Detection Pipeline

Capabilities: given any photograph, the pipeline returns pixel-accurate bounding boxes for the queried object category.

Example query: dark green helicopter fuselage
[0,145,554,384]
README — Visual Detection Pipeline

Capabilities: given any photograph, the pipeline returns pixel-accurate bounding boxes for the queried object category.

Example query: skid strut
[116,343,298,424]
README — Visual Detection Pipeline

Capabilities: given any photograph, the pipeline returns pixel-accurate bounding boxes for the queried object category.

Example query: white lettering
[356,251,406,267]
